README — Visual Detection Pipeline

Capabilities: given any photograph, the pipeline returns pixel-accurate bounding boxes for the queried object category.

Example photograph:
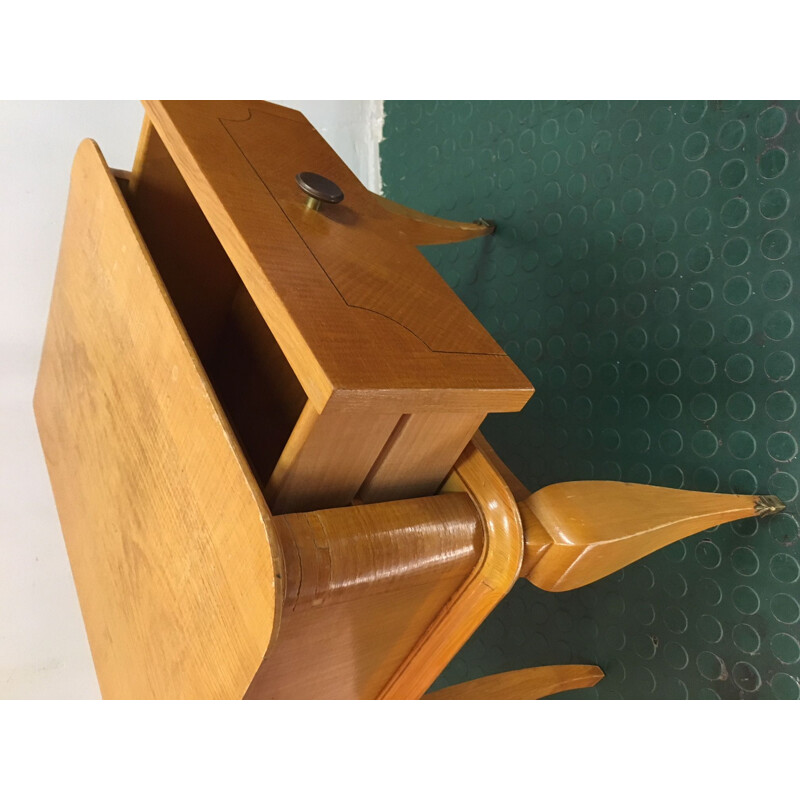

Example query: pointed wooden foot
[521,482,785,592]
[423,664,604,700]
[470,433,787,592]
[371,192,495,245]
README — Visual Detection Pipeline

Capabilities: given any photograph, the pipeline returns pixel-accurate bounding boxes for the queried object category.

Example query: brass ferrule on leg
[754,495,786,517]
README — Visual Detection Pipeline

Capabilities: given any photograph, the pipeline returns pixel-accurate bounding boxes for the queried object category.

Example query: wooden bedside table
[34,101,782,699]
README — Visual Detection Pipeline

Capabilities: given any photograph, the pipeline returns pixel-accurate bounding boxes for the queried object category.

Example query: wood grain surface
[359,412,484,503]
[142,100,533,415]
[379,443,524,699]
[472,434,776,594]
[36,111,538,700]
[265,400,400,513]
[522,481,770,592]
[246,493,483,699]
[34,139,282,699]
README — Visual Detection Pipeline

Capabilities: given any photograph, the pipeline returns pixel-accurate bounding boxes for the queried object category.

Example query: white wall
[0,101,382,698]
[278,100,384,193]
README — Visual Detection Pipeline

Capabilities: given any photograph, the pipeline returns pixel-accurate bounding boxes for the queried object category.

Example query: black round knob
[296,172,344,210]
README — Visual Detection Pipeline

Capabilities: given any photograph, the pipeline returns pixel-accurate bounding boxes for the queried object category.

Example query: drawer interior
[119,127,307,490]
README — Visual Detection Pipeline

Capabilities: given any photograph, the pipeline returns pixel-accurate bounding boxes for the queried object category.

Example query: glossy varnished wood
[370,192,496,245]
[379,443,524,699]
[35,106,785,701]
[246,493,483,699]
[33,140,282,699]
[472,435,782,593]
[521,481,778,592]
[44,136,756,698]
[34,131,535,700]
[423,664,605,700]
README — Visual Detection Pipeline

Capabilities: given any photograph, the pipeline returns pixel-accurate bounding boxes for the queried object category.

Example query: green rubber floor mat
[380,100,799,699]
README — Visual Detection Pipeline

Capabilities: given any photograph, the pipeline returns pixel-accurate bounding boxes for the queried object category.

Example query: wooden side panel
[128,120,308,489]
[208,286,308,487]
[246,493,483,699]
[265,401,400,514]
[359,412,484,503]
[33,140,281,699]
[126,119,240,364]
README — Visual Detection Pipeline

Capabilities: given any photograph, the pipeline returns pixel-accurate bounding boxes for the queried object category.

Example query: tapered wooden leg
[370,192,495,244]
[423,664,604,700]
[521,482,785,592]
[470,433,786,593]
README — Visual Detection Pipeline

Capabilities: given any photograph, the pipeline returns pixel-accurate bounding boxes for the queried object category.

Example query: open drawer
[124,101,533,514]
[33,109,527,699]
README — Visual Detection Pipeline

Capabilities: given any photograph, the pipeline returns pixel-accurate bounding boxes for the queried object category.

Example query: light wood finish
[265,400,400,513]
[469,432,555,567]
[359,412,484,503]
[36,106,785,700]
[379,443,524,699]
[245,493,483,699]
[471,430,531,502]
[142,100,532,413]
[126,117,240,364]
[33,140,281,699]
[370,192,495,244]
[423,664,605,700]
[128,115,153,194]
[34,127,534,699]
[138,101,531,511]
[127,117,308,490]
[521,481,781,592]
[472,435,786,593]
